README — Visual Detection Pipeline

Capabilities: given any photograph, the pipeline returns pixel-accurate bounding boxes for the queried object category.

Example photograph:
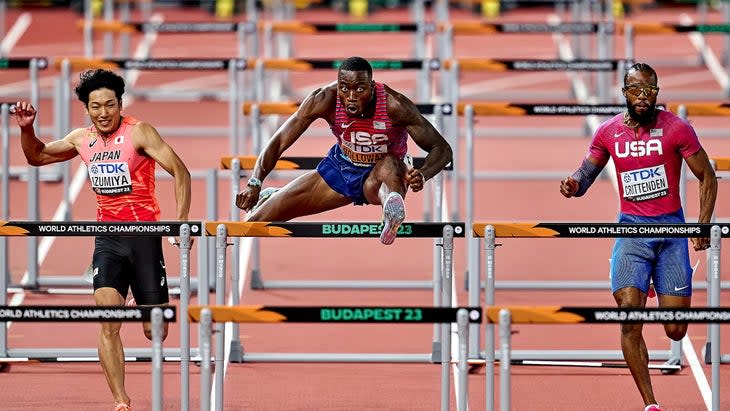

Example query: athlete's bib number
[88,161,133,195]
[620,164,668,202]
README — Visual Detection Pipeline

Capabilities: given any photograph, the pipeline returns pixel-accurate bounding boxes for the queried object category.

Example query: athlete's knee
[664,323,688,341]
[143,325,169,341]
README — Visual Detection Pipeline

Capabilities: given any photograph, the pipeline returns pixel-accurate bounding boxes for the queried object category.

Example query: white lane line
[680,14,730,92]
[0,12,31,56]
[682,334,712,409]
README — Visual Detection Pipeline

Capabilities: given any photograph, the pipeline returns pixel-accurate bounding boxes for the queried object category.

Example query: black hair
[624,62,657,85]
[338,56,373,79]
[73,69,125,106]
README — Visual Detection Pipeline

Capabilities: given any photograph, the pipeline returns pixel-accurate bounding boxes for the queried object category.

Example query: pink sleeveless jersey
[76,117,161,222]
[329,82,408,167]
[587,110,702,216]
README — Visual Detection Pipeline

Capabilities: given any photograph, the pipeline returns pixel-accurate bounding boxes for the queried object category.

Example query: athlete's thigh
[128,237,169,305]
[610,237,655,294]
[92,236,131,298]
[362,155,408,205]
[250,171,351,221]
[653,238,692,297]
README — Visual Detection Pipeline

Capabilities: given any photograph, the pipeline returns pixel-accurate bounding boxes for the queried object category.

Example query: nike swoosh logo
[614,132,625,138]
[342,121,355,129]
[674,285,689,291]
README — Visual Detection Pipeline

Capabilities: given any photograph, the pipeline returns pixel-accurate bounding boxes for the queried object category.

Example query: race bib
[620,164,668,202]
[88,162,132,195]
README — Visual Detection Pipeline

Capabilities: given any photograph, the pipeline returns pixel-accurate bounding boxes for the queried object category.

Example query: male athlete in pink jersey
[236,56,452,245]
[561,63,717,411]
[15,69,191,411]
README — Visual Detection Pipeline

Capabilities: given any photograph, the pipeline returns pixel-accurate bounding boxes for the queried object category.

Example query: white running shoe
[253,187,280,212]
[380,192,405,245]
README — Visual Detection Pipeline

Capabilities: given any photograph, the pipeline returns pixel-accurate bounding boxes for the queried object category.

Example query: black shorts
[92,236,169,305]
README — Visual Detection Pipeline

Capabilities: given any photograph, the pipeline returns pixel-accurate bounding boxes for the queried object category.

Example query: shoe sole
[380,193,405,245]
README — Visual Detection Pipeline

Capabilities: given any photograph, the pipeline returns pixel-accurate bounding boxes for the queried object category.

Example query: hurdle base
[250,269,264,290]
[253,279,433,290]
[228,341,244,363]
[431,341,441,363]
[661,357,682,375]
[480,349,674,361]
[235,352,434,363]
[6,347,201,360]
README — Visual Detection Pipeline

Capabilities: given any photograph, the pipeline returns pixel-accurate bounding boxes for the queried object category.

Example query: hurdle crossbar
[475,224,724,411]
[490,306,726,411]
[0,306,172,409]
[189,305,476,411]
[0,223,196,410]
[220,155,452,172]
[205,222,460,380]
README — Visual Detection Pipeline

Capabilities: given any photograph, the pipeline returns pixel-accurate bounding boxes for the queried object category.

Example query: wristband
[247,177,262,187]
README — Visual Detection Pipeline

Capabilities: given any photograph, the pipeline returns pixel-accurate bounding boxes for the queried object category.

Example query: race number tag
[88,162,133,195]
[620,164,668,202]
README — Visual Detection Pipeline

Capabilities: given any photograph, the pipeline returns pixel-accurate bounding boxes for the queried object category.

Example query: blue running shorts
[316,144,374,205]
[610,209,693,297]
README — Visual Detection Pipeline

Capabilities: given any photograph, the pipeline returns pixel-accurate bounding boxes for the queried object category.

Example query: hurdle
[78,19,256,60]
[0,58,50,179]
[436,20,616,63]
[220,153,454,286]
[440,57,626,105]
[0,305,175,410]
[0,221,200,411]
[487,302,726,411]
[473,221,726,405]
[259,0,430,60]
[201,221,463,365]
[0,59,52,293]
[621,15,730,82]
[188,304,480,411]
[246,58,440,108]
[54,57,244,145]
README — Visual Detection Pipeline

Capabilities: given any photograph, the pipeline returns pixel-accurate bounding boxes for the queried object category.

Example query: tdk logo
[623,166,662,183]
[615,140,663,158]
[91,163,126,173]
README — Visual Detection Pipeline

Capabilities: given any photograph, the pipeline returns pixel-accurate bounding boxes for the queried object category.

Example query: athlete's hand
[691,236,711,251]
[13,101,36,129]
[406,168,426,193]
[236,185,260,212]
[560,177,579,198]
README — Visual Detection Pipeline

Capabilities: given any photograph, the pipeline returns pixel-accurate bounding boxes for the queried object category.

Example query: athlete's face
[86,87,122,136]
[622,70,659,124]
[337,70,374,118]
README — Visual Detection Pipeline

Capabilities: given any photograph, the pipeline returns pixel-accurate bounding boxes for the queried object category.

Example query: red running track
[1,3,729,410]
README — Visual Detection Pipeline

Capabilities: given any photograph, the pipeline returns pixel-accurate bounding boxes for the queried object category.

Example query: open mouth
[346,104,358,115]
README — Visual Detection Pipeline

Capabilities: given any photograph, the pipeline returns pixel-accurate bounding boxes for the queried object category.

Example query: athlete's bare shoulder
[383,83,420,126]
[65,127,88,148]
[298,81,337,121]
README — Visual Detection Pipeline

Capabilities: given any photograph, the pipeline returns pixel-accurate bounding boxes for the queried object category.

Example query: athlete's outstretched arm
[133,122,191,221]
[384,85,452,190]
[236,86,334,211]
[685,148,717,250]
[15,101,80,166]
